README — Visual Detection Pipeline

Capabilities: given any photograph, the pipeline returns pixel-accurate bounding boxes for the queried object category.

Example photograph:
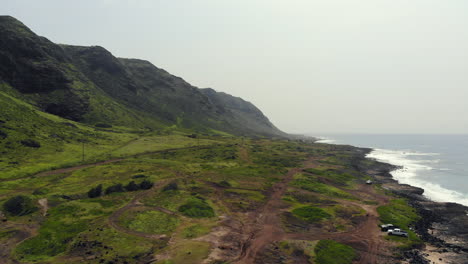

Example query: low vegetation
[291,173,355,199]
[2,195,36,216]
[124,210,179,235]
[178,197,215,218]
[377,199,422,248]
[292,206,331,223]
[314,240,357,264]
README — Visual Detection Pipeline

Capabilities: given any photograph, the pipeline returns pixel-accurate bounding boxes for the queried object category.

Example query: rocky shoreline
[361,149,468,264]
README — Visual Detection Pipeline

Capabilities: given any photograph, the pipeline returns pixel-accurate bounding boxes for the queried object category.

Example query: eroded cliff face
[0,15,286,137]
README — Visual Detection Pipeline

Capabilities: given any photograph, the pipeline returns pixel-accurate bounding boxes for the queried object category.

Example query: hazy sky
[4,0,468,134]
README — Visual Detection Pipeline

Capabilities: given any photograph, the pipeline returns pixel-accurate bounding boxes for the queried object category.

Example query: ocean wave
[367,149,468,207]
[315,137,337,144]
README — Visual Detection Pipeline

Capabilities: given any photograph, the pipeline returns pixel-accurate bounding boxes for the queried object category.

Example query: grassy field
[377,198,422,249]
[0,124,419,263]
[314,240,357,264]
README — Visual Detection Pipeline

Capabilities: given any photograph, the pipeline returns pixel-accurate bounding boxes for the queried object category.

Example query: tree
[162,181,178,192]
[105,183,124,194]
[3,195,36,216]
[124,181,139,191]
[139,180,154,190]
[87,184,103,198]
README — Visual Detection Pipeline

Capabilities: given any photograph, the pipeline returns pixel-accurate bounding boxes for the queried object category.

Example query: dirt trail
[38,198,48,216]
[107,186,167,239]
[234,162,313,264]
[232,160,393,264]
[284,184,394,263]
[107,178,187,239]
[0,223,39,264]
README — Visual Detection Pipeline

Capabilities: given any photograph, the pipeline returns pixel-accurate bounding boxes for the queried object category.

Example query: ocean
[314,134,468,206]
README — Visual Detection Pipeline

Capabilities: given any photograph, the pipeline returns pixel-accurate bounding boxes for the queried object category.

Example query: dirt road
[232,159,394,264]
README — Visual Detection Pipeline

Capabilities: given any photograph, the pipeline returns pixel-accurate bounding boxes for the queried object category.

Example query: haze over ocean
[315,134,468,206]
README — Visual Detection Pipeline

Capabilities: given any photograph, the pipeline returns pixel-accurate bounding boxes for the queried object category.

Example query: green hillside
[0,15,285,137]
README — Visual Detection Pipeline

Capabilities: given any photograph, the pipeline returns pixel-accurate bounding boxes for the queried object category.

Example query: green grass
[0,114,423,263]
[291,174,355,199]
[13,202,93,261]
[181,224,212,239]
[72,225,164,262]
[110,135,219,157]
[224,189,265,202]
[123,210,180,235]
[292,206,331,223]
[303,168,356,186]
[314,240,357,264]
[158,240,211,264]
[377,199,420,228]
[377,199,422,248]
[178,197,215,218]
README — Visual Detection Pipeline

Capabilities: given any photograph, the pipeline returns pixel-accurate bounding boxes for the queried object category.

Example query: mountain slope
[0,16,285,137]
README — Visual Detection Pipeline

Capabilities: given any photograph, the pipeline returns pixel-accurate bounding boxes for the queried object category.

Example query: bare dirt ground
[37,198,48,216]
[0,223,38,264]
[200,158,397,264]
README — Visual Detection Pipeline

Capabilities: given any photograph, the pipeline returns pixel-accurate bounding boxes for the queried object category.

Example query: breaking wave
[367,149,468,206]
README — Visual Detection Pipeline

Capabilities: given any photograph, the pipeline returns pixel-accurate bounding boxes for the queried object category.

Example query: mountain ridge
[0,15,286,138]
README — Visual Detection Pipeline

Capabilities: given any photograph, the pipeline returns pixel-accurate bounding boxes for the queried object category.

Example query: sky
[3,0,468,134]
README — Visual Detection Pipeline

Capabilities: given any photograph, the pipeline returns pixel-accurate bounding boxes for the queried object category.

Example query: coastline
[360,147,468,264]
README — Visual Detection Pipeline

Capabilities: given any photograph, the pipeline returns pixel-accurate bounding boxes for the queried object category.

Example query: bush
[3,195,36,216]
[105,183,124,194]
[314,240,357,264]
[0,130,7,139]
[124,181,139,191]
[178,197,215,218]
[94,123,112,128]
[87,184,103,198]
[20,139,41,148]
[292,206,331,223]
[162,181,178,192]
[139,180,154,190]
[218,180,231,187]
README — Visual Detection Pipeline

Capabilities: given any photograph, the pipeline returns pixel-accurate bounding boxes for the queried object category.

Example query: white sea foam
[315,137,337,144]
[367,149,468,206]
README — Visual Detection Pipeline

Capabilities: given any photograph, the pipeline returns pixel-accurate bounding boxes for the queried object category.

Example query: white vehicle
[388,228,409,237]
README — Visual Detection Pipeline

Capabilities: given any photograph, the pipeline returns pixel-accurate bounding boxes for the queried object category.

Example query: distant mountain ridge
[0,16,286,137]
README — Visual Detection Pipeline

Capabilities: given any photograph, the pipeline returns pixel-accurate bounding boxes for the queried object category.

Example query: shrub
[292,206,331,223]
[178,197,215,218]
[218,180,231,187]
[3,195,36,216]
[124,181,139,191]
[94,123,112,128]
[162,181,178,192]
[20,139,41,148]
[314,240,357,264]
[132,174,146,179]
[105,183,124,195]
[139,180,154,190]
[0,130,7,139]
[87,184,103,198]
